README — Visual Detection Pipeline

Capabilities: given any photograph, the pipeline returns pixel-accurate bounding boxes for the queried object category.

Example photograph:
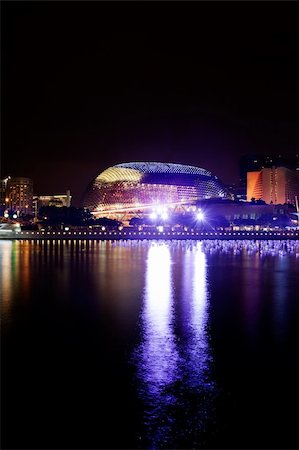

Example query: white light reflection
[135,241,216,448]
[136,243,181,446]
[190,242,211,386]
[180,242,215,437]
[141,243,179,393]
[273,256,290,341]
[192,243,207,335]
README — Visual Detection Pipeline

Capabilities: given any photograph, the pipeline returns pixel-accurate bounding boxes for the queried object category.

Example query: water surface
[1,239,298,449]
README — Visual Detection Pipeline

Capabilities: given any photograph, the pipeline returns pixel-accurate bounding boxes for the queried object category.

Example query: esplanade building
[83,162,231,219]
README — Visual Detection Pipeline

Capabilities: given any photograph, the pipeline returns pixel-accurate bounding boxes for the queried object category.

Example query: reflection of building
[83,162,231,219]
[247,167,299,205]
[1,176,33,215]
[33,190,71,216]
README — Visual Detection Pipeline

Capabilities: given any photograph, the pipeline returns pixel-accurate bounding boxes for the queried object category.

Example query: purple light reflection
[179,243,216,437]
[189,243,212,386]
[136,243,181,446]
[134,241,216,448]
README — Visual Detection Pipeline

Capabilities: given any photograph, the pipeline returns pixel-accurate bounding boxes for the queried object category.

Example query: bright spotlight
[197,211,204,221]
[161,212,168,220]
[150,212,157,220]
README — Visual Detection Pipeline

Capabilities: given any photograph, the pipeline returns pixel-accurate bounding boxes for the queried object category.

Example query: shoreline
[1,230,299,241]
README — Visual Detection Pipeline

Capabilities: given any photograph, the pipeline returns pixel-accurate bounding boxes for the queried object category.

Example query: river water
[1,239,298,449]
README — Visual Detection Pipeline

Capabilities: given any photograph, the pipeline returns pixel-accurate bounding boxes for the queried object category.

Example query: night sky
[2,2,297,205]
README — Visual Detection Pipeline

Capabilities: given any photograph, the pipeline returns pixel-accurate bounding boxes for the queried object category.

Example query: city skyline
[1,3,298,448]
[2,3,297,206]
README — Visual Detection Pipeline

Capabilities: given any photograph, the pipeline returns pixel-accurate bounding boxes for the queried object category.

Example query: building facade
[83,162,231,219]
[1,176,33,215]
[0,177,10,216]
[196,200,290,222]
[247,167,299,205]
[33,190,72,216]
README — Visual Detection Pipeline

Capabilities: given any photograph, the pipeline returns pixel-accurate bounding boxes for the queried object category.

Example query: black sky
[1,2,298,205]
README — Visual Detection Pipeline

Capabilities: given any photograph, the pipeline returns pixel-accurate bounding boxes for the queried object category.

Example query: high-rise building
[240,154,299,188]
[0,177,11,216]
[1,177,34,215]
[240,155,266,187]
[247,167,299,205]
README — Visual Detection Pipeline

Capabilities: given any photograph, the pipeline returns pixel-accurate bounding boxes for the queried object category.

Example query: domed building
[83,162,231,218]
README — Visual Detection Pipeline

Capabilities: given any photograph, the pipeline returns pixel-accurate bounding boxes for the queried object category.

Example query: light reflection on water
[135,242,215,448]
[187,243,213,389]
[0,240,13,322]
[138,244,181,445]
[272,256,291,340]
[1,239,298,449]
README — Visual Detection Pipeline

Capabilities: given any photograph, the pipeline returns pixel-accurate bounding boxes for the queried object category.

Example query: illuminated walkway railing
[1,230,299,240]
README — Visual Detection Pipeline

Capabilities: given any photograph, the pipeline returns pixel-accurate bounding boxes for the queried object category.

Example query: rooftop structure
[33,190,72,216]
[83,162,231,219]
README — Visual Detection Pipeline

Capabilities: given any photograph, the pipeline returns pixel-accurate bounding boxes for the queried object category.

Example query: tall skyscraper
[240,154,299,188]
[1,177,34,215]
[0,177,11,216]
[247,167,299,205]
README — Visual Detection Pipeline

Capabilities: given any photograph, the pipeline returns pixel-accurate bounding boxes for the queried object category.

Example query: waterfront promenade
[1,229,299,240]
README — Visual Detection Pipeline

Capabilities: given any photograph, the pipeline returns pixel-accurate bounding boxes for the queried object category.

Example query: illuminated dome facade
[83,162,231,217]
